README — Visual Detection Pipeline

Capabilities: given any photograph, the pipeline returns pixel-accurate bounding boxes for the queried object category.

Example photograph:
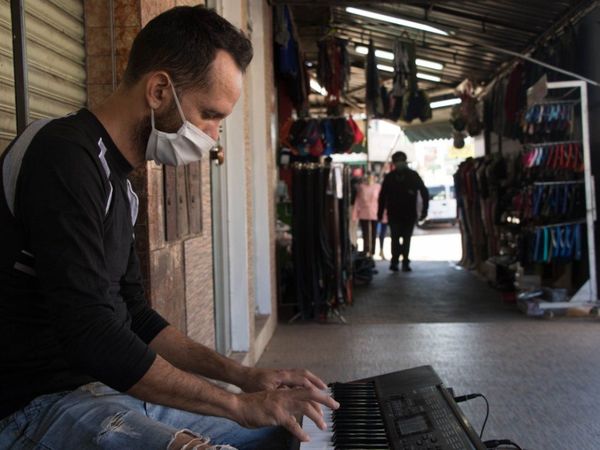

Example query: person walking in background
[354,172,380,256]
[378,151,429,272]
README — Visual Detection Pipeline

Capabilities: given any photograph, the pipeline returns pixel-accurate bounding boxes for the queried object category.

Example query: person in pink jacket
[354,172,381,255]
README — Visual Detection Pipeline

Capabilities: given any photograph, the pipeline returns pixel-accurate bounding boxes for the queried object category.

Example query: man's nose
[207,124,221,142]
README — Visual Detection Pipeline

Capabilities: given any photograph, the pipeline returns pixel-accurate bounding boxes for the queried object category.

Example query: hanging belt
[574,223,582,261]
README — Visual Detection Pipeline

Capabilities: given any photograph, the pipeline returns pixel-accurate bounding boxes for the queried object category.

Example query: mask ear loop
[168,80,188,123]
[150,108,157,129]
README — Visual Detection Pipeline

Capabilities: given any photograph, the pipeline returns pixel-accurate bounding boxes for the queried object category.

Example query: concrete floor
[258,254,600,449]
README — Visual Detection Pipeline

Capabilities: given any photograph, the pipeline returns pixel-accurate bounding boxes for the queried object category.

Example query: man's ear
[145,71,171,110]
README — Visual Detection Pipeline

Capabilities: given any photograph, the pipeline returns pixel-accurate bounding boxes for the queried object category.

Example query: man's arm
[128,352,339,442]
[149,325,327,393]
[415,173,429,220]
[120,241,326,393]
[21,138,156,391]
[377,176,388,221]
[121,241,170,344]
[149,325,247,386]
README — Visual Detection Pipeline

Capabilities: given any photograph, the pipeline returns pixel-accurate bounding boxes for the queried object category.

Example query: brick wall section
[183,158,215,348]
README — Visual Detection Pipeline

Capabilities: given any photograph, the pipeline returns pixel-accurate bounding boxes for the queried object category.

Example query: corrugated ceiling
[272,0,596,111]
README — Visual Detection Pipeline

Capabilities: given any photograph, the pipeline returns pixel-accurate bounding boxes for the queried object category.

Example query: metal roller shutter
[0,0,86,153]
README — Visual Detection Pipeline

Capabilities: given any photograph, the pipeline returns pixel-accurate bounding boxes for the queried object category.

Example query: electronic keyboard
[293,365,486,450]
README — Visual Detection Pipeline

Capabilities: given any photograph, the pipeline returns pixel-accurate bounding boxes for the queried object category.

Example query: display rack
[531,81,598,314]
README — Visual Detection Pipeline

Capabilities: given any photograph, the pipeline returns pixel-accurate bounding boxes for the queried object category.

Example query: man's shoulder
[25,111,106,169]
[407,168,423,180]
[34,111,98,151]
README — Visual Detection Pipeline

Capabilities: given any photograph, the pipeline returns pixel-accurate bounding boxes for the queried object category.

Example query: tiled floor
[258,260,600,450]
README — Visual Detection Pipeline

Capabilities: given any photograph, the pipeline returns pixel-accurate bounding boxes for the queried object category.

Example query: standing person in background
[376,209,388,260]
[378,152,429,272]
[354,172,380,256]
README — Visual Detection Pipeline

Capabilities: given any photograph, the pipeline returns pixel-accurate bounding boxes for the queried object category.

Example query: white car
[421,184,457,226]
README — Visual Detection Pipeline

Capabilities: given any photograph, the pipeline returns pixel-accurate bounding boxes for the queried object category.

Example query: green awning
[402,121,453,142]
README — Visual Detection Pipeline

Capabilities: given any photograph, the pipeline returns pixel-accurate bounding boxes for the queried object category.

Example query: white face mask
[145,81,216,166]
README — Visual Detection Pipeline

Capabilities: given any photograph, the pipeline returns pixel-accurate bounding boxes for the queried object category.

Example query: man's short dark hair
[392,151,407,163]
[123,6,253,91]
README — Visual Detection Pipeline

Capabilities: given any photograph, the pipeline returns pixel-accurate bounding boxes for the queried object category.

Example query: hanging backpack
[333,117,354,153]
[347,116,365,144]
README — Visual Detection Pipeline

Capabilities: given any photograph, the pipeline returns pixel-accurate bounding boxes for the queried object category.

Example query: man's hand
[234,387,339,442]
[239,367,327,393]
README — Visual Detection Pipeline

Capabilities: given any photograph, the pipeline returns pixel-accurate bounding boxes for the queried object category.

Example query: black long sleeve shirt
[0,109,169,420]
[378,168,429,224]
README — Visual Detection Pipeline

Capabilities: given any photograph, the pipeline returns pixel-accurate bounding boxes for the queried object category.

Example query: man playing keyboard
[0,6,337,450]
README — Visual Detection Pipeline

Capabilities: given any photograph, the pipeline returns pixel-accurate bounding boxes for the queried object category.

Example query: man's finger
[279,369,327,391]
[304,402,327,431]
[309,400,324,417]
[282,415,309,443]
[301,387,340,410]
[303,370,327,390]
[304,402,327,430]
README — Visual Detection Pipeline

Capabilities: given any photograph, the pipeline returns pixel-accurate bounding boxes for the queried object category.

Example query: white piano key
[300,388,335,450]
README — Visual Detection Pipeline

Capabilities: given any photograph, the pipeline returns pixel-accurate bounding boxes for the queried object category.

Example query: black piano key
[334,433,389,440]
[334,439,390,444]
[323,381,391,450]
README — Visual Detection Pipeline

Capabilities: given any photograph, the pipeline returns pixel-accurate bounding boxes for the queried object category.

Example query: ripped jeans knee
[167,428,237,450]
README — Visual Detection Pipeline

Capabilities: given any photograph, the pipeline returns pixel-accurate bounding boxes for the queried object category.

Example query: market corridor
[258,260,600,450]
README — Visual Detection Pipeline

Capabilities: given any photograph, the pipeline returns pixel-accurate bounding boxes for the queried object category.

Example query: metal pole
[10,0,29,134]
[577,81,598,301]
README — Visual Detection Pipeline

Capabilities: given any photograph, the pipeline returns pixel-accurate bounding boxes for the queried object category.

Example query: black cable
[454,393,489,438]
[483,439,523,450]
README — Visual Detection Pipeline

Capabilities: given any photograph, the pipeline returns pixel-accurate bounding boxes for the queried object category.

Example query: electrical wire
[455,394,525,450]
[453,393,489,438]
[483,439,523,450]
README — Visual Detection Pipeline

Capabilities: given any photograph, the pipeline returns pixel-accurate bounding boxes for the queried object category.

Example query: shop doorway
[354,125,473,264]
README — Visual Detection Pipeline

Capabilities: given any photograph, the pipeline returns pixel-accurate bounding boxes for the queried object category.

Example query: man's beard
[132,98,181,155]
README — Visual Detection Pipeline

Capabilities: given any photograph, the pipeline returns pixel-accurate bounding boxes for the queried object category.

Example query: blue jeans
[0,382,290,450]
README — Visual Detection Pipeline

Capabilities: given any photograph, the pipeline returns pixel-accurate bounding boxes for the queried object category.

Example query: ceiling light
[356,45,444,71]
[430,98,461,109]
[355,45,393,60]
[377,64,394,72]
[417,73,441,82]
[377,66,441,83]
[415,58,444,70]
[346,7,449,36]
[310,78,327,96]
